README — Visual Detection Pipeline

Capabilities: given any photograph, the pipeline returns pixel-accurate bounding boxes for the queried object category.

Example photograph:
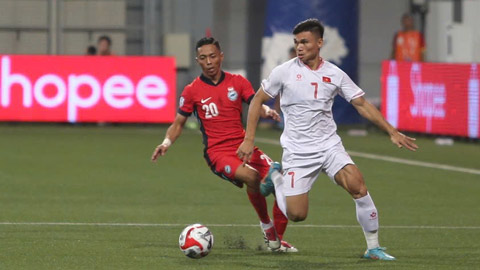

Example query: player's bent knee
[289,215,306,222]
[245,177,260,192]
[245,172,260,187]
[285,193,309,222]
[287,212,307,222]
[235,166,261,190]
[287,208,308,222]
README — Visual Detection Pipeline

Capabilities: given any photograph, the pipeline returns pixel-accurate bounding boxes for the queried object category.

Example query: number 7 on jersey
[310,82,318,99]
[288,171,295,188]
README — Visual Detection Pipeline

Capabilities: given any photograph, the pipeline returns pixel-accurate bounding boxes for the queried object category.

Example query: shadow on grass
[172,248,376,270]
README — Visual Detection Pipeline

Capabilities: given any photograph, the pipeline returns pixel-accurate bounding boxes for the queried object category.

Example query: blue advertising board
[262,0,363,124]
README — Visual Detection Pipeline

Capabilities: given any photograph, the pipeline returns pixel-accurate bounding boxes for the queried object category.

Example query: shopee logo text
[0,56,175,123]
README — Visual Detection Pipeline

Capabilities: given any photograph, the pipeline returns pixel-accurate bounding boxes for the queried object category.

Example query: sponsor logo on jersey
[296,74,302,81]
[227,87,238,101]
[225,165,231,174]
[179,97,185,107]
[201,97,212,103]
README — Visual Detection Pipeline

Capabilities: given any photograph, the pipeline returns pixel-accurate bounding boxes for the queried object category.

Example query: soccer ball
[179,224,214,259]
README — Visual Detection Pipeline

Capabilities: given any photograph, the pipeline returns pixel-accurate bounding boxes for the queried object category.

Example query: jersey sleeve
[337,70,365,102]
[178,85,194,117]
[261,65,284,98]
[238,75,255,104]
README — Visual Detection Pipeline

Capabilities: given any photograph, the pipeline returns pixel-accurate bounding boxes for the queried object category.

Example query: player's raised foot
[261,162,282,197]
[261,223,281,250]
[268,240,299,253]
[362,247,396,261]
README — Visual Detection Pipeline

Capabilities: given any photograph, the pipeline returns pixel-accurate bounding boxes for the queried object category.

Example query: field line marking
[0,222,479,230]
[255,137,480,175]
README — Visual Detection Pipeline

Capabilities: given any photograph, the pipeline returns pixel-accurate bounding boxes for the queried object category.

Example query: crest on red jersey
[227,87,238,101]
[225,165,232,174]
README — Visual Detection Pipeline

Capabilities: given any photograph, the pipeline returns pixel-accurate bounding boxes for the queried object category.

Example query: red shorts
[206,147,273,187]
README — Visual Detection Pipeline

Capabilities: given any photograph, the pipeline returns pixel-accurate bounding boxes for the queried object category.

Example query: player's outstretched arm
[351,96,419,151]
[151,114,188,161]
[237,88,272,163]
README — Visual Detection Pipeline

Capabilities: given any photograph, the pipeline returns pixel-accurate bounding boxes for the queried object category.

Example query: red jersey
[178,72,255,154]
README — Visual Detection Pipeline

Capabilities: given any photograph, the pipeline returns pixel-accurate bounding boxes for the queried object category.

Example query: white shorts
[281,142,354,196]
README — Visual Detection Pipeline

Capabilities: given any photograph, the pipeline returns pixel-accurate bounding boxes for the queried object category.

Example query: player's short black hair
[292,18,324,38]
[195,37,221,51]
[98,35,112,45]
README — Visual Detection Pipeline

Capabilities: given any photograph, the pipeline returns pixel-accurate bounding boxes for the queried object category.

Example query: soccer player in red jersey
[151,37,296,252]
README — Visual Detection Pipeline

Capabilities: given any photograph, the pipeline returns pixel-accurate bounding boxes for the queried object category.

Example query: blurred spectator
[391,13,425,62]
[288,46,296,59]
[85,45,97,55]
[97,35,113,56]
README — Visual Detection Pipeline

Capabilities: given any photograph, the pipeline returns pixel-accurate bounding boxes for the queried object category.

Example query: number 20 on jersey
[202,102,219,118]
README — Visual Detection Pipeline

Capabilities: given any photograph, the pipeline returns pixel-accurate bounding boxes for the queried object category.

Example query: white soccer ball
[179,223,214,259]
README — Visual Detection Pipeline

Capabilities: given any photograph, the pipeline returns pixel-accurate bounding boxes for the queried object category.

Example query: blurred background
[1,2,479,268]
[0,0,479,137]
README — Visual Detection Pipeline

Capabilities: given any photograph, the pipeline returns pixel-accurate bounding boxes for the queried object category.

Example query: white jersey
[262,58,364,158]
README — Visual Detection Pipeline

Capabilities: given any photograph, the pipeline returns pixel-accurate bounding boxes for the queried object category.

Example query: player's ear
[220,51,224,61]
[317,37,323,48]
[195,53,202,65]
[195,48,201,64]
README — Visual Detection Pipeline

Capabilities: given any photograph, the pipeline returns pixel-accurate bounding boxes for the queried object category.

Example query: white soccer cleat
[261,223,281,250]
[268,240,298,253]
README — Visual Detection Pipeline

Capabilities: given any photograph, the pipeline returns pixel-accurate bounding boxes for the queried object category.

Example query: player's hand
[261,106,281,122]
[390,131,418,151]
[266,108,281,122]
[151,144,169,161]
[237,140,254,165]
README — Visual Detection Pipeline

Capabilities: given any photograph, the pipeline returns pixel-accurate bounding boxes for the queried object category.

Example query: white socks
[271,170,288,217]
[354,192,380,249]
[363,230,380,250]
[260,220,274,230]
[272,171,381,250]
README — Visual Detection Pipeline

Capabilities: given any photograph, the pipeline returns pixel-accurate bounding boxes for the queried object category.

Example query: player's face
[196,44,224,79]
[293,31,323,63]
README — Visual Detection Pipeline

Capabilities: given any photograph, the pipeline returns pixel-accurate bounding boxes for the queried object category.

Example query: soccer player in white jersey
[237,18,418,260]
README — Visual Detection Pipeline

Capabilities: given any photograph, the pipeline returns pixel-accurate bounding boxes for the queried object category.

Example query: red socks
[247,191,271,224]
[247,191,289,240]
[273,200,288,240]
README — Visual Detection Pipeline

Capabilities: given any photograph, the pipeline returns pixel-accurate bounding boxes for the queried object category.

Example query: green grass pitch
[0,124,479,269]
